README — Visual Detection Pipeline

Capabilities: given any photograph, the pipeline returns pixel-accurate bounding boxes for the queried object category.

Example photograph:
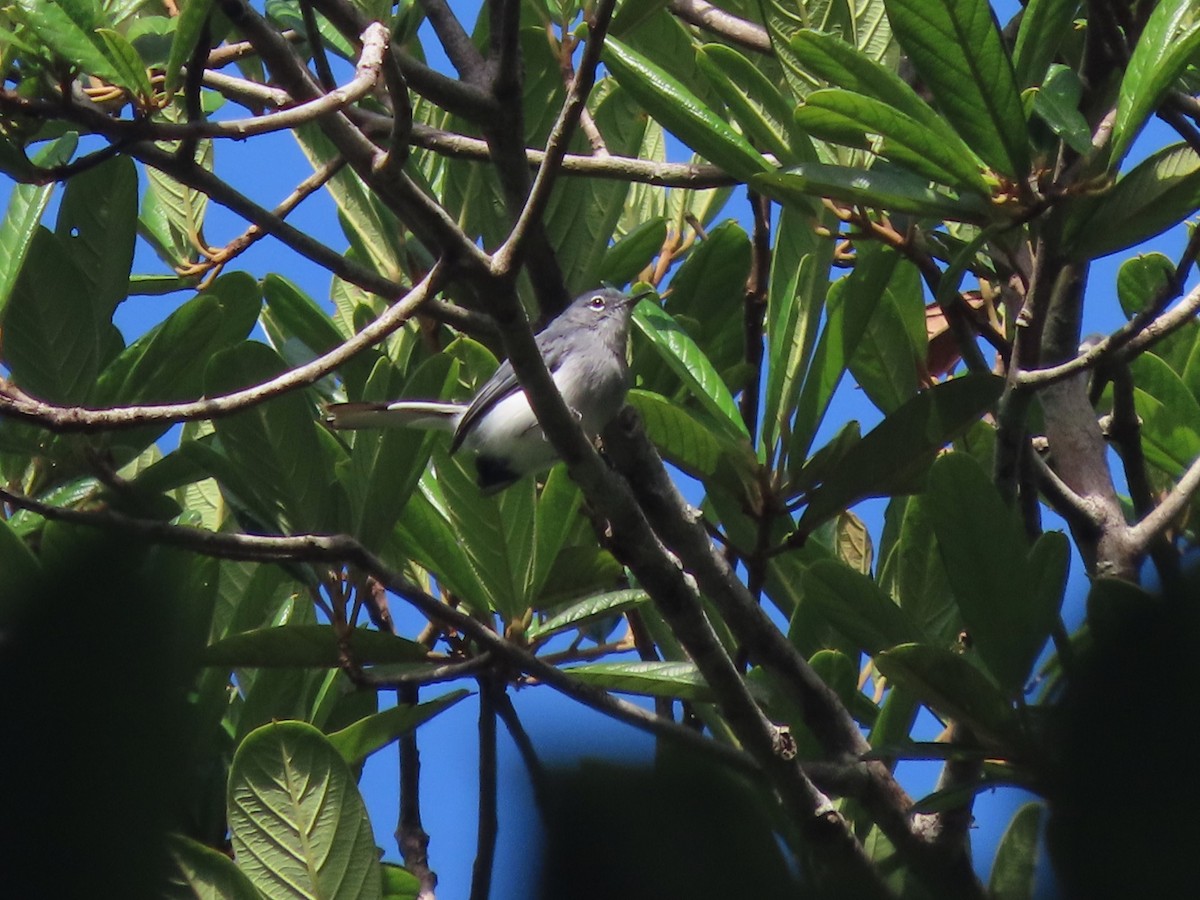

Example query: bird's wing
[450,336,566,453]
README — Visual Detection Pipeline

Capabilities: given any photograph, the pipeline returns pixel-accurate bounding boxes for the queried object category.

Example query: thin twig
[469,675,499,900]
[396,685,437,899]
[0,263,448,432]
[299,0,337,91]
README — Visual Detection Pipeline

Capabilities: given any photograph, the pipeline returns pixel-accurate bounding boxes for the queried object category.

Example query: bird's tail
[324,400,463,431]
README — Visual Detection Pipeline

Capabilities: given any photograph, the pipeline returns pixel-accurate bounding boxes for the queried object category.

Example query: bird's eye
[588,295,606,311]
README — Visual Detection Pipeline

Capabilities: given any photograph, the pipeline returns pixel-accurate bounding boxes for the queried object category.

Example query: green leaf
[165,0,214,94]
[545,84,649,292]
[12,0,123,84]
[1131,352,1200,476]
[140,120,211,268]
[1060,144,1200,261]
[1110,0,1200,169]
[294,123,405,280]
[3,227,104,403]
[565,660,759,702]
[1117,253,1175,318]
[602,37,771,182]
[166,833,262,900]
[664,219,752,383]
[527,588,649,641]
[626,389,758,498]
[427,447,536,620]
[762,0,854,100]
[925,453,1065,692]
[796,374,1004,534]
[205,624,428,667]
[796,89,991,193]
[1031,64,1093,155]
[96,272,261,406]
[0,133,77,320]
[754,163,992,222]
[326,690,469,765]
[847,259,925,414]
[633,299,749,436]
[882,0,1029,178]
[874,643,1020,747]
[696,43,816,165]
[598,216,668,287]
[989,803,1045,900]
[345,355,457,548]
[892,495,960,643]
[788,29,982,159]
[799,559,921,654]
[529,464,584,602]
[205,342,337,533]
[228,721,382,900]
[1012,0,1080,89]
[55,154,137,315]
[380,864,421,900]
[94,27,153,100]
[762,205,836,462]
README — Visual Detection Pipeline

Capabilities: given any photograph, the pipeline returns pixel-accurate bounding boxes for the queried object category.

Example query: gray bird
[325,287,648,493]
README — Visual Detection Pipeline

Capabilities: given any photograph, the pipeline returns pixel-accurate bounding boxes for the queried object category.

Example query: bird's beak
[626,289,654,307]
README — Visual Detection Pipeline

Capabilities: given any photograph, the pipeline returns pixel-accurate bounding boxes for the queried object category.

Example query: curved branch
[0,263,448,432]
[668,0,772,53]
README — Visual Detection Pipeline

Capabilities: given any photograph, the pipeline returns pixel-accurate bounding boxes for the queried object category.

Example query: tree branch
[0,263,449,432]
[668,0,772,53]
[469,674,499,900]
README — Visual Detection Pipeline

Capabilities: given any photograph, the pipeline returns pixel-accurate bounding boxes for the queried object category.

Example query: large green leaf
[1109,0,1200,170]
[989,803,1045,900]
[762,0,854,99]
[12,0,124,84]
[925,453,1066,693]
[602,37,772,182]
[754,163,992,221]
[165,833,262,900]
[799,559,921,654]
[891,495,960,643]
[846,257,925,414]
[262,274,374,397]
[205,342,338,533]
[1059,144,1200,261]
[794,373,1004,535]
[0,133,78,319]
[294,123,405,280]
[626,389,758,498]
[165,0,215,93]
[544,84,648,292]
[1012,0,1080,89]
[598,216,668,287]
[633,299,748,437]
[795,89,991,193]
[882,0,1029,178]
[228,721,382,900]
[664,219,751,385]
[204,624,428,668]
[873,643,1020,747]
[344,355,457,548]
[1131,352,1200,476]
[696,43,816,165]
[326,690,469,765]
[95,272,261,406]
[3,227,105,404]
[565,660,763,702]
[788,28,982,161]
[527,588,649,641]
[426,447,536,620]
[762,205,835,463]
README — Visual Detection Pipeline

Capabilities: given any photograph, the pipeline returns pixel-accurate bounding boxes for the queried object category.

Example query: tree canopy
[2,1,1200,898]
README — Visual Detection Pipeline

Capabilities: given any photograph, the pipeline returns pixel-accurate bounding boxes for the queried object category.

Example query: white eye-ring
[588,295,606,310]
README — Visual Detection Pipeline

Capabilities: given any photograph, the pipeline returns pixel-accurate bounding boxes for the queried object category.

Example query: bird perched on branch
[326,287,648,494]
